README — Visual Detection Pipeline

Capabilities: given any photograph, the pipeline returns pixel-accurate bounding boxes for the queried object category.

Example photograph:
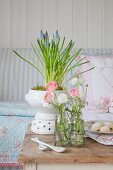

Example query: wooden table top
[18,125,113,164]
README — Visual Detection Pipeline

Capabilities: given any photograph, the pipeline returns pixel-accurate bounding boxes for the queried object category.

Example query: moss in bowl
[32,85,64,91]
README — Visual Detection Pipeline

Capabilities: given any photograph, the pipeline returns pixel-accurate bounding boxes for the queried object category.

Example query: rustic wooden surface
[18,125,113,164]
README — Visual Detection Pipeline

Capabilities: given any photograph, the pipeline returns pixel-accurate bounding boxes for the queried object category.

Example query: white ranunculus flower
[71,77,79,86]
[42,100,52,108]
[58,93,68,104]
[79,85,86,100]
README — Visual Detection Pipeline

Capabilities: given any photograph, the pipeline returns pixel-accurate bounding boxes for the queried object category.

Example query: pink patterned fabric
[81,55,94,110]
[0,163,24,169]
[81,55,113,111]
[86,132,113,145]
[0,163,24,167]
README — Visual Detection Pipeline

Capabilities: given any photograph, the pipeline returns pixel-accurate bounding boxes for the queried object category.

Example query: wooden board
[18,125,113,164]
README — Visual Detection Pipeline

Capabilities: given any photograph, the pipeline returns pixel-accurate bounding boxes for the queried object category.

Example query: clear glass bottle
[70,116,85,146]
[55,113,70,146]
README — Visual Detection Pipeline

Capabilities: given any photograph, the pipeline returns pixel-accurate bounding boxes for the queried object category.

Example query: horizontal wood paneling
[73,0,88,48]
[27,0,42,46]
[0,0,113,48]
[58,0,72,42]
[88,0,103,48]
[104,0,113,48]
[12,0,26,48]
[43,0,57,38]
[0,0,11,47]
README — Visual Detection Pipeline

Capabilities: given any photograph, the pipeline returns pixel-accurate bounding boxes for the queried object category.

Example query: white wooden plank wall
[0,0,113,48]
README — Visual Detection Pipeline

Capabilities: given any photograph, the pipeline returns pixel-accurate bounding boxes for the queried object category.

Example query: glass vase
[70,116,85,146]
[55,113,70,146]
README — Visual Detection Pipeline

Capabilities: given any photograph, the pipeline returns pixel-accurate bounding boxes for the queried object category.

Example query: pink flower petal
[45,81,58,92]
[69,88,79,97]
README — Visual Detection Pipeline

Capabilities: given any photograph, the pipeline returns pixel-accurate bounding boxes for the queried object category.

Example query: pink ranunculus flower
[45,81,58,92]
[43,92,53,103]
[69,88,79,97]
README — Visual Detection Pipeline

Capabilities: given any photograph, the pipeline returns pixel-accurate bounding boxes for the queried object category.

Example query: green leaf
[13,50,45,78]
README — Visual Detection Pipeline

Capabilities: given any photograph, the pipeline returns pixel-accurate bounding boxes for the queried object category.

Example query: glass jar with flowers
[42,87,70,145]
[67,77,88,146]
[42,77,87,146]
[54,93,70,146]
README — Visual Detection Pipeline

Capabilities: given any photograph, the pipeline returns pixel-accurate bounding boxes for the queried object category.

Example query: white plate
[85,121,113,135]
[109,107,113,114]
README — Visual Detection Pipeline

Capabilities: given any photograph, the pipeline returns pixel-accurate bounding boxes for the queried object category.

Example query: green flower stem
[56,119,63,144]
[59,106,69,141]
[56,105,69,145]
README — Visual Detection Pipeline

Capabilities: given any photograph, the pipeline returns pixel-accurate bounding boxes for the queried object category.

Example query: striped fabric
[0,102,36,116]
[0,48,113,102]
[80,48,113,56]
[0,48,44,101]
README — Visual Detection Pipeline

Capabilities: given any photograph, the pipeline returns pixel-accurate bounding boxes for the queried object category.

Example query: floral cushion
[0,102,35,163]
[0,115,33,163]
